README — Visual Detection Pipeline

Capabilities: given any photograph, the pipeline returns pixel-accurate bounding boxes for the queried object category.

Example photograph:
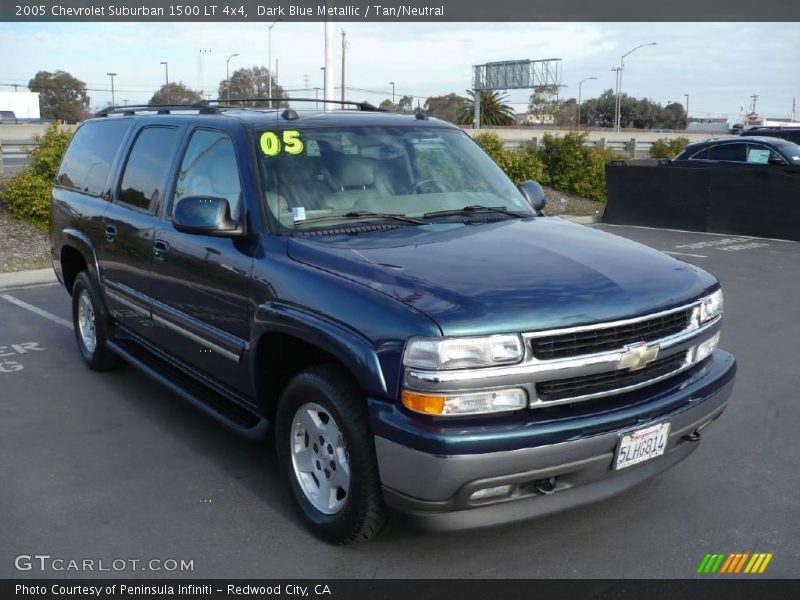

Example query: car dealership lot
[1,224,798,579]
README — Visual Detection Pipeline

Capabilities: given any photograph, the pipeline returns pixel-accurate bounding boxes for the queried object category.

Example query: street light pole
[267,21,279,107]
[106,72,117,107]
[225,53,239,102]
[389,81,395,107]
[577,76,597,128]
[614,42,657,132]
[160,61,169,103]
[684,93,690,128]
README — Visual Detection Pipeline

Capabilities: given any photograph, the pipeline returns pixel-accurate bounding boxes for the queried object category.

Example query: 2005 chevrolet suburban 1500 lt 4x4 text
[50,100,736,543]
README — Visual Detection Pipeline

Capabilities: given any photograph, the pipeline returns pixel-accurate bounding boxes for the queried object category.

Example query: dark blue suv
[50,101,736,543]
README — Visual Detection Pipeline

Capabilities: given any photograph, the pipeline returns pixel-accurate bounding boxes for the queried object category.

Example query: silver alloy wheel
[77,289,97,354]
[290,402,351,515]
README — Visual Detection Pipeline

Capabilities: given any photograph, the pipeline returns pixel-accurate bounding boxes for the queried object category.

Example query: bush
[537,132,619,202]
[1,121,72,230]
[473,132,545,184]
[649,136,690,159]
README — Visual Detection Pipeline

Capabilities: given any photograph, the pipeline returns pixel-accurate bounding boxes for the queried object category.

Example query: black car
[740,125,800,146]
[674,135,800,165]
[50,100,735,543]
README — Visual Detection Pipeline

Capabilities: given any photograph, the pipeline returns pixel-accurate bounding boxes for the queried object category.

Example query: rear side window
[117,127,180,212]
[688,147,710,160]
[57,120,131,196]
[709,143,746,162]
[170,129,241,218]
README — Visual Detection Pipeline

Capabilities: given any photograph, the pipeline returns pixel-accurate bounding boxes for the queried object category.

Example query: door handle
[153,240,170,262]
[105,225,117,242]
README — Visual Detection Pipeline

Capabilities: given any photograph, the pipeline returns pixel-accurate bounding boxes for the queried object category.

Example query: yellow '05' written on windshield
[260,130,304,156]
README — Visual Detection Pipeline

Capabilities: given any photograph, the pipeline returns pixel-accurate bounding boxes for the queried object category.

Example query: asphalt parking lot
[1,224,799,579]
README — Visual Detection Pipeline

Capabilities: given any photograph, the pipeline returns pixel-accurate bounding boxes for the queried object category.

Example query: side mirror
[172,196,242,236]
[518,180,547,215]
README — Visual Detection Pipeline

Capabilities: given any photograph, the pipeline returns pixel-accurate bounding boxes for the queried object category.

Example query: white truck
[0,91,41,121]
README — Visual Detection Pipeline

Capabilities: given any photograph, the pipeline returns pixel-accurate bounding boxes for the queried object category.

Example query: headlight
[699,289,723,323]
[403,334,524,370]
[402,388,528,416]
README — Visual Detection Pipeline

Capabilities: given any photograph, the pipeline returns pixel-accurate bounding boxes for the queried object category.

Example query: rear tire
[71,271,123,371]
[275,365,388,544]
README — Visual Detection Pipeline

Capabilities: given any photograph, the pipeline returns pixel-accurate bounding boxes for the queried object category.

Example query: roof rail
[95,102,220,117]
[207,97,385,112]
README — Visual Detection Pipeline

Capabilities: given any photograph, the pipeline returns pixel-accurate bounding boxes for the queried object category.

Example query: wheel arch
[250,302,388,420]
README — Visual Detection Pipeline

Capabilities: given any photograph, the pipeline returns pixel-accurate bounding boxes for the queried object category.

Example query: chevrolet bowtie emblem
[617,342,660,371]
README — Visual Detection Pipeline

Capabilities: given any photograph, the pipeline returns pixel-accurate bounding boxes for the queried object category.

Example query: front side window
[255,126,531,230]
[170,130,242,218]
[117,127,180,212]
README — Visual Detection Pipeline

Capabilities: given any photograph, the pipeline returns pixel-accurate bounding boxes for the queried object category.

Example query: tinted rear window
[118,127,180,212]
[709,143,746,162]
[57,120,131,196]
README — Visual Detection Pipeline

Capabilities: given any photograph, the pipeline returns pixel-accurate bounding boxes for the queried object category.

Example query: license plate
[614,422,670,470]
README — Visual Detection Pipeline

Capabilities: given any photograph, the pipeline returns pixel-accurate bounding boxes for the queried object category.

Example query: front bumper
[370,350,736,531]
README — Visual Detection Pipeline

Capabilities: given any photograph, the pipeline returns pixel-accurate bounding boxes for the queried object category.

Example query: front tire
[71,271,123,371]
[276,365,388,544]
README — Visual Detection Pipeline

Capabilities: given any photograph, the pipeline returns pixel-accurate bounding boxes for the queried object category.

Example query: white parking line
[0,294,72,329]
[601,224,796,243]
[663,251,708,258]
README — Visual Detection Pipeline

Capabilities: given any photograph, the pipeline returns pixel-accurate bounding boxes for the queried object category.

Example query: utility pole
[389,81,395,107]
[684,93,690,128]
[577,76,597,128]
[323,0,335,111]
[225,53,239,102]
[614,42,657,132]
[106,72,117,106]
[267,20,279,107]
[341,30,347,104]
[160,61,169,103]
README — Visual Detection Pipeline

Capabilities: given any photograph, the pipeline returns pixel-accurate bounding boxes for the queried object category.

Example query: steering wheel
[412,178,451,193]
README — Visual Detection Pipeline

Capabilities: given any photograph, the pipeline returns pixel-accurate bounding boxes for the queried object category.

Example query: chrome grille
[536,352,689,402]
[530,308,692,360]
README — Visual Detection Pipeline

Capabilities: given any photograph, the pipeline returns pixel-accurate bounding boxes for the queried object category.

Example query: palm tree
[458,90,516,126]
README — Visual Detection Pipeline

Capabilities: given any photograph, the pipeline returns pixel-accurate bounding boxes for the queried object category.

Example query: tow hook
[682,419,714,442]
[532,477,558,495]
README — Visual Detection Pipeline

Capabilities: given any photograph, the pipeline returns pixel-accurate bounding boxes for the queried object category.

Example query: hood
[287,218,718,336]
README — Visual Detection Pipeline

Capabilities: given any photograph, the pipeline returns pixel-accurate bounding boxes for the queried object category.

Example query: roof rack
[94,97,386,119]
[207,97,384,111]
[95,102,220,117]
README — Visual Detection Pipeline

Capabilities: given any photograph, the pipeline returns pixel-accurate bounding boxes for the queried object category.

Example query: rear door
[101,125,182,336]
[148,127,254,395]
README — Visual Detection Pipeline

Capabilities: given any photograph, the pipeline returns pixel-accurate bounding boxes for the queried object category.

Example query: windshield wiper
[422,205,528,219]
[295,211,425,226]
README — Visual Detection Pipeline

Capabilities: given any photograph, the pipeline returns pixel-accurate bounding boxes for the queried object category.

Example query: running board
[107,339,270,440]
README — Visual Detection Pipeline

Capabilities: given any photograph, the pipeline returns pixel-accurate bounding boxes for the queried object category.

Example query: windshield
[255,126,532,229]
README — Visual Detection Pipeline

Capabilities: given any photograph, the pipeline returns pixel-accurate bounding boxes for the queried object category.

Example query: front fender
[251,301,388,399]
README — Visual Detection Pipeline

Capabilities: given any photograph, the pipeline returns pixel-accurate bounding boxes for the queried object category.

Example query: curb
[0,268,57,290]
[558,214,603,225]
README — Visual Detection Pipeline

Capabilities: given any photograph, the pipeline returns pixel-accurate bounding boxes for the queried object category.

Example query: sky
[1,21,798,120]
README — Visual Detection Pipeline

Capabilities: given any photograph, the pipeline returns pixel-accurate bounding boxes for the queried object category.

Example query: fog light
[469,485,512,501]
[695,332,720,363]
[402,388,527,416]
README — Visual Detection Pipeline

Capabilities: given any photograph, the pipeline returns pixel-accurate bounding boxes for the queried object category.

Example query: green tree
[378,99,394,112]
[423,93,466,123]
[217,66,287,107]
[149,82,202,105]
[649,136,690,159]
[1,121,73,229]
[28,70,90,123]
[527,85,559,124]
[458,90,516,127]
[538,132,620,201]
[396,95,414,114]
